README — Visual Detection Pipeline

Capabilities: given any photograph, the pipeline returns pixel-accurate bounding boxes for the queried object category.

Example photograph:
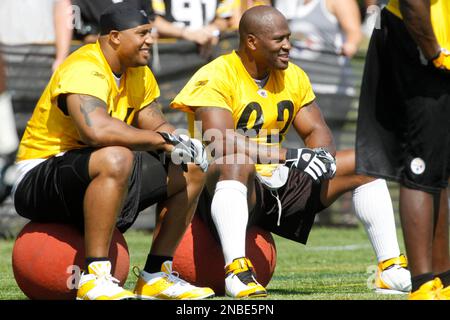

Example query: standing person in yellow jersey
[356,0,450,300]
[12,2,214,300]
[171,5,409,298]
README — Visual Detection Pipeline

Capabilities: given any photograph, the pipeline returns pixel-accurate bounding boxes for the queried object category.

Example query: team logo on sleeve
[410,158,426,175]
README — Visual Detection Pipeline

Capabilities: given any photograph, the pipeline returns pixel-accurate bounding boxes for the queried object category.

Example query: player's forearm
[399,0,440,60]
[208,130,285,164]
[79,118,170,152]
[302,128,336,157]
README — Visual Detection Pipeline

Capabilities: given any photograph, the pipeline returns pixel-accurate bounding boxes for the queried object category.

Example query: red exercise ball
[173,215,277,295]
[12,222,130,300]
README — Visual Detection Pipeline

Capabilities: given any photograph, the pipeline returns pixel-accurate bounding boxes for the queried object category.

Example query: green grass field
[0,224,408,300]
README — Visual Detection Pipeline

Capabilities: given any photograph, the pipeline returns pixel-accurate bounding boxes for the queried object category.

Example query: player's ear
[247,34,257,51]
[108,30,121,46]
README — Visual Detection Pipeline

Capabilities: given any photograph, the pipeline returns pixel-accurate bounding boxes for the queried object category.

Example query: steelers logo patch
[410,158,426,175]
[257,89,268,98]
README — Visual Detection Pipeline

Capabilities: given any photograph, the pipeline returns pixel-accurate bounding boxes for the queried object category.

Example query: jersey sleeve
[54,61,110,103]
[170,62,233,113]
[294,65,316,108]
[140,66,161,110]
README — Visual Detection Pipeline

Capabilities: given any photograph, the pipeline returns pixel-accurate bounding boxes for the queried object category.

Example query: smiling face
[240,7,292,75]
[252,14,292,71]
[116,23,154,68]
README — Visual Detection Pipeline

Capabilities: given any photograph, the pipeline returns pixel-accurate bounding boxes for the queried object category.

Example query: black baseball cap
[99,2,152,35]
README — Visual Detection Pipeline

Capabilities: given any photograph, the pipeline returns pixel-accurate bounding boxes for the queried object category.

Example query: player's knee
[97,146,134,181]
[353,174,375,188]
[217,162,256,181]
[205,154,256,191]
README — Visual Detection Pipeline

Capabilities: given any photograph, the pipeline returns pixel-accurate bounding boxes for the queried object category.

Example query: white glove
[313,147,336,180]
[158,132,208,172]
[285,147,336,182]
[190,138,209,172]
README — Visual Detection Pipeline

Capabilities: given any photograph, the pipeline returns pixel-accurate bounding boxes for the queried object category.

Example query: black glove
[158,132,208,172]
[285,147,336,182]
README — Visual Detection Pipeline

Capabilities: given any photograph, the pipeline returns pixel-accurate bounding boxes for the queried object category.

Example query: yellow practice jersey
[386,0,450,49]
[171,51,315,176]
[17,41,160,161]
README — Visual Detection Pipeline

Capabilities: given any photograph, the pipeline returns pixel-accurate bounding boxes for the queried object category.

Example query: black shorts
[356,9,450,194]
[14,148,168,233]
[196,169,325,245]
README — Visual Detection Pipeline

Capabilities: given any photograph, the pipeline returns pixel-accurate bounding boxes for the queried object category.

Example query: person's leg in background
[353,178,411,294]
[0,53,19,203]
[430,188,450,298]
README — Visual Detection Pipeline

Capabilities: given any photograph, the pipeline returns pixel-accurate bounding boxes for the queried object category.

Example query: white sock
[352,178,401,262]
[0,92,19,155]
[211,180,248,266]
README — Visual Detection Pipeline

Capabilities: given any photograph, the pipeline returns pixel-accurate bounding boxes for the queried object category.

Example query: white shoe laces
[133,266,194,288]
[96,274,121,289]
[269,190,282,226]
[165,271,190,287]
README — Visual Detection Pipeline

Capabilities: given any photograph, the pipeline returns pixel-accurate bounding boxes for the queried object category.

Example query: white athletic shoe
[133,261,215,300]
[225,257,267,298]
[76,261,135,300]
[375,254,411,294]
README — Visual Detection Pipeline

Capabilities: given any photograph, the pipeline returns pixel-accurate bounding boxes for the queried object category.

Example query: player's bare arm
[195,107,286,163]
[399,0,440,59]
[66,93,170,152]
[132,100,176,133]
[292,101,336,156]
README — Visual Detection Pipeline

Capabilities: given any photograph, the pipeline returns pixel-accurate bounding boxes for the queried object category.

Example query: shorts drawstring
[269,190,282,226]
